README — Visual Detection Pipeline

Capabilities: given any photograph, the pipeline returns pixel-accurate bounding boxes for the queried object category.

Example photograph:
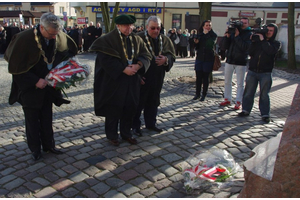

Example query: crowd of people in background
[0,22,34,54]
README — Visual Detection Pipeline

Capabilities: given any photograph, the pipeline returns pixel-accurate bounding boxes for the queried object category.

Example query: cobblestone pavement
[0,53,299,198]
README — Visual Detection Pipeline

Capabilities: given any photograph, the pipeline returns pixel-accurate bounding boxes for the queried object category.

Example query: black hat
[114,14,136,24]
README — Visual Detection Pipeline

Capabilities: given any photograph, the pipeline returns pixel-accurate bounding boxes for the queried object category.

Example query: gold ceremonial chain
[34,27,57,68]
[145,31,162,57]
[117,28,134,64]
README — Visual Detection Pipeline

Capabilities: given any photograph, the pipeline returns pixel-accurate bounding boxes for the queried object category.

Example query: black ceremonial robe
[137,32,176,107]
[4,26,78,108]
[90,28,151,118]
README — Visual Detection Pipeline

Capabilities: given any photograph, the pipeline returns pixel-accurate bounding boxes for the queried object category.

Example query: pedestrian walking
[4,12,78,161]
[90,14,151,146]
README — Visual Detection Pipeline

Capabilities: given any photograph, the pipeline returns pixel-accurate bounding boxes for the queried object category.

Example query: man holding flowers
[5,12,78,161]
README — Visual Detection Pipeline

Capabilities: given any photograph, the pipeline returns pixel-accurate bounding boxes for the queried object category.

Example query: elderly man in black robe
[90,14,151,146]
[4,13,77,161]
[132,16,176,136]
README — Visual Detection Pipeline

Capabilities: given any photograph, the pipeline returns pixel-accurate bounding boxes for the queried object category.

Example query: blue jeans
[242,70,272,117]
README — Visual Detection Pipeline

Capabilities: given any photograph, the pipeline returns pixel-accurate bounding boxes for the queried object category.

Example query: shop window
[172,14,182,29]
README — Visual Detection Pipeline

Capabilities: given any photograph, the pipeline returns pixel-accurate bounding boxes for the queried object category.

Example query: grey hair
[146,16,162,26]
[40,12,63,31]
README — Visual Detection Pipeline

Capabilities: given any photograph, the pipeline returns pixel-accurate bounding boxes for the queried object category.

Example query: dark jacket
[222,27,252,65]
[248,24,281,73]
[195,30,217,62]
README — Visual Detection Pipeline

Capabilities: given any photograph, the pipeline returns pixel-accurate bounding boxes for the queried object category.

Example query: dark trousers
[22,100,54,153]
[180,46,188,58]
[133,87,159,129]
[133,104,158,130]
[195,70,211,97]
[105,97,136,140]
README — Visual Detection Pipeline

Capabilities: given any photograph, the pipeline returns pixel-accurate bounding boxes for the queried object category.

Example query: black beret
[114,14,136,24]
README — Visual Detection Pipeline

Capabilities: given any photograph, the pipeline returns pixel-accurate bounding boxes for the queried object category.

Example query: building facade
[0,2,76,27]
[70,2,300,36]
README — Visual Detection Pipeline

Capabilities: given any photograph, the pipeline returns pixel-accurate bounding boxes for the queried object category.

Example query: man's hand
[36,78,48,89]
[234,28,240,37]
[141,77,146,85]
[155,55,167,66]
[123,65,138,76]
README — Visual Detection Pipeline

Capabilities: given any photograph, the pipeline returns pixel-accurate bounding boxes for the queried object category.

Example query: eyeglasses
[43,26,58,37]
[150,27,161,30]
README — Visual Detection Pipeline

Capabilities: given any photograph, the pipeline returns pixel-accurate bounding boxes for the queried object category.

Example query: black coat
[91,29,152,118]
[248,39,281,73]
[222,28,252,65]
[94,53,147,117]
[195,30,217,62]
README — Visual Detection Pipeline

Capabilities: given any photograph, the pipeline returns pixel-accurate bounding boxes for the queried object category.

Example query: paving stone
[103,190,126,198]
[3,177,25,190]
[32,177,50,186]
[82,189,99,198]
[91,182,110,195]
[105,177,125,188]
[144,169,166,182]
[158,164,179,177]
[161,153,182,163]
[7,186,32,198]
[94,170,114,181]
[117,169,139,181]
[34,186,57,198]
[130,177,153,189]
[51,178,74,191]
[61,187,79,198]
[140,187,158,196]
[117,183,140,196]
[0,174,17,184]
[26,162,46,173]
[133,162,154,174]
[69,171,89,183]
[96,159,117,170]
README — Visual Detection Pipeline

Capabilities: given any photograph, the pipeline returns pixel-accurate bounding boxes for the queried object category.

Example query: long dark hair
[199,20,211,33]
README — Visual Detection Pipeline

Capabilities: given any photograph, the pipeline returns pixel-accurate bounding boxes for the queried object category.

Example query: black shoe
[147,126,163,133]
[192,95,200,100]
[238,111,249,117]
[43,148,63,155]
[32,151,42,161]
[262,117,270,123]
[122,137,138,145]
[132,128,142,136]
[109,139,120,146]
[200,96,205,101]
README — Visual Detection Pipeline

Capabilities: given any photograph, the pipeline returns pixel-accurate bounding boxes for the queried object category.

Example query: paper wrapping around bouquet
[244,132,282,181]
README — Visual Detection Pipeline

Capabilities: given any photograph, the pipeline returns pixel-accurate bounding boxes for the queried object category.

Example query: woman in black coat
[193,20,217,101]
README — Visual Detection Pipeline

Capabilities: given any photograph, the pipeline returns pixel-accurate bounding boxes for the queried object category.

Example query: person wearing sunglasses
[132,16,176,136]
[4,12,78,161]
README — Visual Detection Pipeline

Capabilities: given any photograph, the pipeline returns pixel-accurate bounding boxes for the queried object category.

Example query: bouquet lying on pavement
[45,57,91,97]
[182,148,243,194]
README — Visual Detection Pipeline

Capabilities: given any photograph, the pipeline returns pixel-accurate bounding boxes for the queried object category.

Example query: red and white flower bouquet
[45,57,90,97]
